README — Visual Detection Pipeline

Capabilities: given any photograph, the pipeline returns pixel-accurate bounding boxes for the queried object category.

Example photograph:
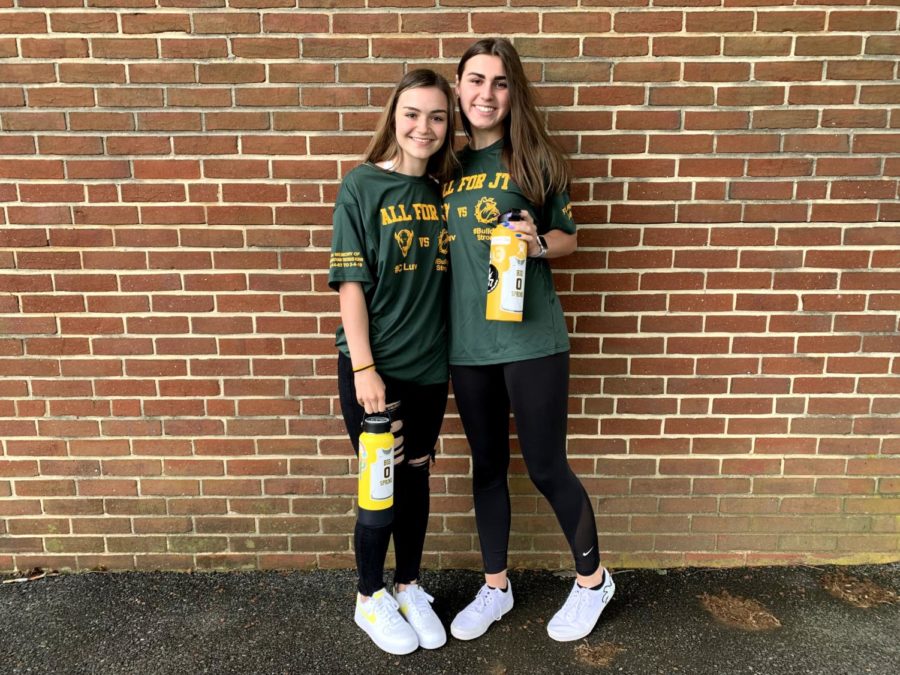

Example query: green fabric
[328,163,449,384]
[443,140,575,365]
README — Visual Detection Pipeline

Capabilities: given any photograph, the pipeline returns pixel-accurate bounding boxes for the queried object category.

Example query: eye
[496,81,508,90]
[432,115,446,123]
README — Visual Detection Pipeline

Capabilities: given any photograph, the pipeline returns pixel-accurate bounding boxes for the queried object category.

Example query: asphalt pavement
[2,564,898,674]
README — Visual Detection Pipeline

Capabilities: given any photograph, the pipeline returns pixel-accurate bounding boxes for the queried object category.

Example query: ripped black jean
[337,352,448,596]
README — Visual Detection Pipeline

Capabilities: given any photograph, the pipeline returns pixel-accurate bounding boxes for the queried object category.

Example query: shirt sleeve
[328,179,374,292]
[541,190,576,235]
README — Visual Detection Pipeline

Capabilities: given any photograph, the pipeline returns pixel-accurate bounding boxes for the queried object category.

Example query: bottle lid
[362,415,391,434]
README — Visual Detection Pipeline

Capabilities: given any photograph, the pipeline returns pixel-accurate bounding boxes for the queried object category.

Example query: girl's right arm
[338,281,386,414]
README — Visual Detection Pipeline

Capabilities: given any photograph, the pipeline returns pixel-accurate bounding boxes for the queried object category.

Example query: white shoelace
[472,584,503,620]
[403,586,435,621]
[372,593,405,629]
[562,585,590,620]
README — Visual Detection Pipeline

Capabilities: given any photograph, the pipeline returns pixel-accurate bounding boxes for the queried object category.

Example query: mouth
[409,136,436,145]
[473,105,496,114]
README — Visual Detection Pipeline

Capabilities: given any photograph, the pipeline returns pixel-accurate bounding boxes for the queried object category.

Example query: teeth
[475,105,495,113]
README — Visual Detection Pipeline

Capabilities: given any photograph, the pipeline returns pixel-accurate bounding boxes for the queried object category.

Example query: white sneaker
[394,584,447,649]
[547,570,616,642]
[449,581,514,641]
[354,588,419,655]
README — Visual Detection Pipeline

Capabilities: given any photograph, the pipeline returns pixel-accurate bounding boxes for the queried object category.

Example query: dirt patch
[822,572,900,609]
[699,590,781,631]
[575,642,624,668]
[2,567,58,584]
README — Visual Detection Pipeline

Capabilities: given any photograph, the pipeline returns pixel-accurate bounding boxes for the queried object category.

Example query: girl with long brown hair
[444,38,615,643]
[328,69,457,655]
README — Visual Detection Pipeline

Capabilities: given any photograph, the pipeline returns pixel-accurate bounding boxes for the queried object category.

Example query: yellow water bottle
[357,414,394,527]
[486,210,527,322]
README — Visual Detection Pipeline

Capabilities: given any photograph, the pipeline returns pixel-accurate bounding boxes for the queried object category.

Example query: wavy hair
[364,69,458,184]
[457,38,570,207]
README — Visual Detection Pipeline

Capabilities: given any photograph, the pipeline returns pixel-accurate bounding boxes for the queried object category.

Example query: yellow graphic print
[394,228,414,257]
[438,228,452,255]
[329,251,364,269]
[474,196,500,225]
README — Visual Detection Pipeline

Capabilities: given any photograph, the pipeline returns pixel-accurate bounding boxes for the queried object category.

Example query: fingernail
[515,233,522,238]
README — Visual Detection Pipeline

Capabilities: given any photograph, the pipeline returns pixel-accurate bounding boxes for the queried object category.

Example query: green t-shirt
[443,140,575,365]
[328,163,449,384]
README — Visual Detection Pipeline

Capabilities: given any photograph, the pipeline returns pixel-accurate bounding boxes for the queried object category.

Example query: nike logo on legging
[582,547,594,557]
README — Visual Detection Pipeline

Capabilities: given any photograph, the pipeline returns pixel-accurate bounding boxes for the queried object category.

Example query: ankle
[485,571,507,590]
[576,567,605,589]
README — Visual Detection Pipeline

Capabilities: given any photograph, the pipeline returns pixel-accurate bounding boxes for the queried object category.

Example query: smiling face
[456,54,510,148]
[390,86,449,176]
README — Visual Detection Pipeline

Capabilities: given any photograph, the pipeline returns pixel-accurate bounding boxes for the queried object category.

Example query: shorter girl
[328,70,457,655]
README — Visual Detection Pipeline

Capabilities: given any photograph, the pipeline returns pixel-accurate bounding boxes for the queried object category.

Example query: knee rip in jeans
[408,455,429,470]
[407,450,435,474]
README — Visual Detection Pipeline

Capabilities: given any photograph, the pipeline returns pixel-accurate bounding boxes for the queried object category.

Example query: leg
[385,381,450,650]
[504,352,601,578]
[337,352,392,597]
[390,379,449,588]
[450,363,512,585]
[505,352,613,642]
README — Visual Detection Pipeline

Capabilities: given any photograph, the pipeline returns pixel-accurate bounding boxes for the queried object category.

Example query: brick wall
[1,2,898,573]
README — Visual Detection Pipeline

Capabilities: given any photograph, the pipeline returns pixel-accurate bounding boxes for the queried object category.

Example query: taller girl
[445,38,615,643]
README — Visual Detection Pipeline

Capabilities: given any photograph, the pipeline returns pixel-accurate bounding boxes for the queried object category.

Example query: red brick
[161,38,228,59]
[303,38,367,58]
[50,13,117,33]
[193,13,260,34]
[371,38,439,59]
[795,36,862,57]
[21,38,88,59]
[121,13,190,34]
[583,37,647,58]
[616,11,682,33]
[653,36,719,57]
[614,62,680,83]
[829,10,897,32]
[92,38,158,59]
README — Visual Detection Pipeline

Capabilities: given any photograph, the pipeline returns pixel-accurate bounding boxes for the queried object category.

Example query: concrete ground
[1,564,898,674]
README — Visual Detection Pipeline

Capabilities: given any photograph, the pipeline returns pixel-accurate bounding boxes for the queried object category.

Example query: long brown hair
[457,38,570,207]
[364,69,458,184]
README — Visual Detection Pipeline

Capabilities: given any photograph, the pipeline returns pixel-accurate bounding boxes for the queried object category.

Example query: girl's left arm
[504,210,577,259]
[537,227,577,259]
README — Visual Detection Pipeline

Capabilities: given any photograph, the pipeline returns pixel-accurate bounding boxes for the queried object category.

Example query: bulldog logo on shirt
[394,228,414,257]
[474,196,500,225]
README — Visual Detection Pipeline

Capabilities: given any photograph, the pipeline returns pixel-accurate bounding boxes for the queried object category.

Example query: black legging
[451,351,601,576]
[337,352,448,596]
